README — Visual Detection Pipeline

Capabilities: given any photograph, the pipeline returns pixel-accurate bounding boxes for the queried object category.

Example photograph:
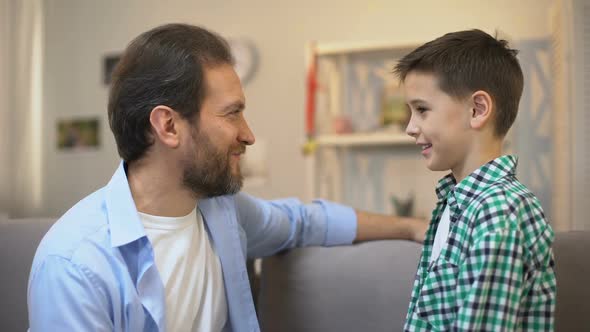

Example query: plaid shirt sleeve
[453,196,555,331]
[456,229,525,330]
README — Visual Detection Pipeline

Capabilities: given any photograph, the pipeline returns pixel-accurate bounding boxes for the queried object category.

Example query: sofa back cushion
[554,231,590,331]
[259,231,590,332]
[259,240,421,332]
[0,218,55,331]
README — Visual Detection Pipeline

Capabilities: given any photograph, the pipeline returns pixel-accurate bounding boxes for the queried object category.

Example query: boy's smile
[419,143,432,156]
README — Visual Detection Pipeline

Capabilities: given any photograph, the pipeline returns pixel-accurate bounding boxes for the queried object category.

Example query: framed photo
[57,117,100,151]
[103,54,121,85]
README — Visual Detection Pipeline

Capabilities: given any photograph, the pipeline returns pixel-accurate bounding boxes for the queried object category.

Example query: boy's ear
[470,90,493,130]
[149,105,181,148]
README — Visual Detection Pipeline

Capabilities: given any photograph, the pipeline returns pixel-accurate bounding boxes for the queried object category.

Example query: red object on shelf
[305,45,317,139]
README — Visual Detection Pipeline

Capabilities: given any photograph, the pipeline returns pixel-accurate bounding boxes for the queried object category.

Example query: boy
[394,29,556,331]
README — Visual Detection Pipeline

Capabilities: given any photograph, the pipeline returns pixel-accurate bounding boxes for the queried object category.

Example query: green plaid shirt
[404,155,556,331]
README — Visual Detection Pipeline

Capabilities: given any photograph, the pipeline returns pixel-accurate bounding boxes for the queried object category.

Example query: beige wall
[38,0,552,217]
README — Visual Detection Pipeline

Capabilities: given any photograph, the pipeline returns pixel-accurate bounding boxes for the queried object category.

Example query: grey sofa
[259,232,590,332]
[0,218,56,332]
[1,216,588,332]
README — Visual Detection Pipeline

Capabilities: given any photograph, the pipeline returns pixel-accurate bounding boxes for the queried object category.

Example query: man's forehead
[202,65,245,106]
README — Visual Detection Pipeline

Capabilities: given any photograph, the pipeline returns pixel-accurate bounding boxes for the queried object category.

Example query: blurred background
[0,0,587,232]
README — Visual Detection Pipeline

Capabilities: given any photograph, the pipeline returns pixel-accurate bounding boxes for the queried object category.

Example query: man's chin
[231,167,243,182]
[217,174,243,197]
[232,176,244,193]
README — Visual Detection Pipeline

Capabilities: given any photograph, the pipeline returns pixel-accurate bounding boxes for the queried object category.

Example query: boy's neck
[452,139,503,183]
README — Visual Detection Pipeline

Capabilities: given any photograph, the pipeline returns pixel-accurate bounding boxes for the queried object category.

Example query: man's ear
[470,90,493,130]
[149,106,181,148]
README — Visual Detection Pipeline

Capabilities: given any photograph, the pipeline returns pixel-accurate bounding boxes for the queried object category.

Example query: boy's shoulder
[470,175,545,223]
[463,175,553,258]
[453,155,548,234]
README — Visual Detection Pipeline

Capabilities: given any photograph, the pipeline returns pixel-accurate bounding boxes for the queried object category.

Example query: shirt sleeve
[454,229,525,331]
[453,194,554,331]
[233,192,357,258]
[28,255,113,331]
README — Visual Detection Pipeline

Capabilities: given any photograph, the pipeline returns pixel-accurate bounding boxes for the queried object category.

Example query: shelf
[315,41,418,56]
[315,132,415,147]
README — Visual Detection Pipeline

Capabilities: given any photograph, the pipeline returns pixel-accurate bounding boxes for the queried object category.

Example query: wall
[38,0,552,217]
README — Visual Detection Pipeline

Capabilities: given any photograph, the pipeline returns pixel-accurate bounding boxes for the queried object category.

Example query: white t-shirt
[431,204,451,263]
[139,207,227,332]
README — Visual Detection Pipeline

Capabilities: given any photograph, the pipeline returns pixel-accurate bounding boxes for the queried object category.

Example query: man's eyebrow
[222,101,245,112]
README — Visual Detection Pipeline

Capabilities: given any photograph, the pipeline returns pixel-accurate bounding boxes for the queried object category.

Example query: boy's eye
[416,106,429,113]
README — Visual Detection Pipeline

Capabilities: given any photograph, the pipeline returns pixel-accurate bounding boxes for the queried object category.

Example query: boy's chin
[424,159,449,172]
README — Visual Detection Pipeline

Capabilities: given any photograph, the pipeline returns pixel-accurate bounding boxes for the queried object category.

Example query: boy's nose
[405,119,419,138]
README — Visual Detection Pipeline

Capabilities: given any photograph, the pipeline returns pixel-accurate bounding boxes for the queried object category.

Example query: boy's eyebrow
[407,98,428,105]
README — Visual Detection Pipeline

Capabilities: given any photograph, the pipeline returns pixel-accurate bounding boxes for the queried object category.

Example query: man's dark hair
[394,29,523,137]
[108,23,233,162]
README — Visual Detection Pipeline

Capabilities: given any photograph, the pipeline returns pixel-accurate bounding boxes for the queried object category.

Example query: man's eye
[416,107,429,113]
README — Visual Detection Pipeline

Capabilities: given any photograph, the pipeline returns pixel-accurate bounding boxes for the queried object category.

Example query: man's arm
[28,255,113,331]
[354,210,427,244]
[234,192,426,258]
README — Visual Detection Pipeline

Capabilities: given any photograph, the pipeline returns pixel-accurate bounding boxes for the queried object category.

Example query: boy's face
[403,71,474,175]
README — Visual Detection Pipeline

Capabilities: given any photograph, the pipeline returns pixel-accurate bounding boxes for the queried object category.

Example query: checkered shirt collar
[435,155,518,210]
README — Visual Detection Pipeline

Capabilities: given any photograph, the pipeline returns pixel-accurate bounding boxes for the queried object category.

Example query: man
[28,23,427,332]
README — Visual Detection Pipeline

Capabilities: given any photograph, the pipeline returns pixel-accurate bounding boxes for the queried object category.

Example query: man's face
[181,64,255,198]
[403,71,473,175]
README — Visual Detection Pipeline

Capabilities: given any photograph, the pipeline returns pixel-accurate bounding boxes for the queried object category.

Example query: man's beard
[181,128,244,198]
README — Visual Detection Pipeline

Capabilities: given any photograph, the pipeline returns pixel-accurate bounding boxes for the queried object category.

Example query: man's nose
[239,117,255,146]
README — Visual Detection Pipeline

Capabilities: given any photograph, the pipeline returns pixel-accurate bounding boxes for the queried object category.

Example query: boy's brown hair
[394,29,523,137]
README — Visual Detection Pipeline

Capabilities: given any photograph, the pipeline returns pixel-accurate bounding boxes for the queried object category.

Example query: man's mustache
[232,145,246,155]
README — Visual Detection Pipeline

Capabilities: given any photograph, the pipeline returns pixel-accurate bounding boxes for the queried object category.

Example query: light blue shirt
[27,162,357,331]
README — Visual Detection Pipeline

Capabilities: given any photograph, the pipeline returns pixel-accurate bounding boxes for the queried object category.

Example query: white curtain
[0,0,14,217]
[0,0,44,217]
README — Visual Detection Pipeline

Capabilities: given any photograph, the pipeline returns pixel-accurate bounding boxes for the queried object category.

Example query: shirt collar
[435,155,518,211]
[104,161,147,248]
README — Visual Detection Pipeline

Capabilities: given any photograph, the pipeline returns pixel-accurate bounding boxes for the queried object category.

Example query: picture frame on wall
[57,117,100,151]
[103,54,121,85]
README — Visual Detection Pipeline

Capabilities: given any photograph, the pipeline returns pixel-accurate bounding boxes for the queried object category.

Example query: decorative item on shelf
[302,139,318,155]
[332,115,353,135]
[390,192,415,217]
[228,38,259,85]
[380,81,410,133]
